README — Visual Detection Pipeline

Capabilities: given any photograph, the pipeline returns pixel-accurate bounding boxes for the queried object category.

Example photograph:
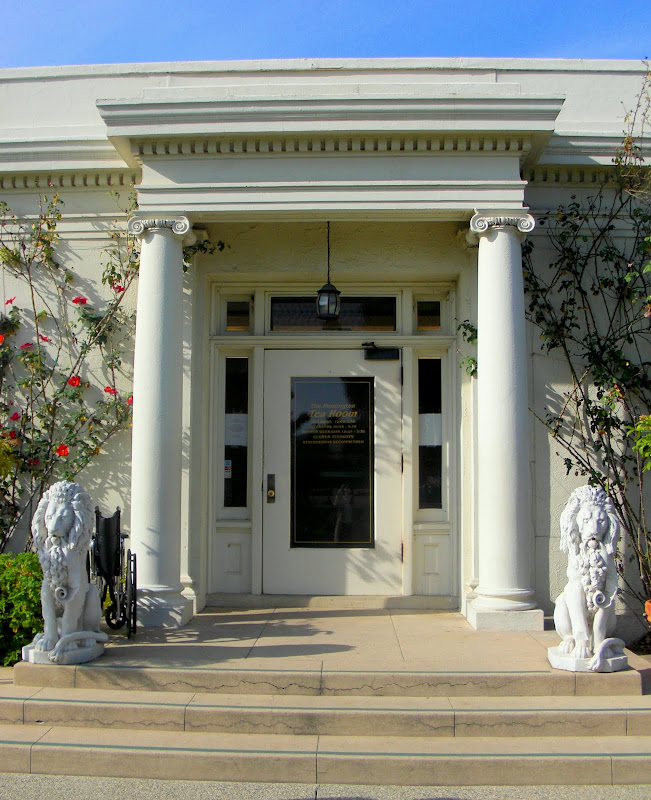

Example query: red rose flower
[5,297,15,306]
[127,396,133,405]
[8,430,16,439]
[28,458,39,466]
[39,334,52,343]
[20,343,33,349]
[112,285,125,293]
[9,412,20,421]
[68,376,81,387]
[105,386,118,395]
[0,335,4,345]
[72,296,87,305]
[56,444,69,457]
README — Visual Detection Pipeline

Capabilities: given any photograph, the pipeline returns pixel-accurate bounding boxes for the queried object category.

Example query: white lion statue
[549,485,627,673]
[24,480,107,664]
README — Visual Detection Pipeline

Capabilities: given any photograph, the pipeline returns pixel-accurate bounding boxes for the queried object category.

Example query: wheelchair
[89,507,137,637]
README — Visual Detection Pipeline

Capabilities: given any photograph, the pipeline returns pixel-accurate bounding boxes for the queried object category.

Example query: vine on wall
[0,193,137,552]
[523,72,651,608]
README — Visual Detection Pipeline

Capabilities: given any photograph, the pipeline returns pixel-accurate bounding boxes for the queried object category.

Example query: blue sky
[1,0,648,68]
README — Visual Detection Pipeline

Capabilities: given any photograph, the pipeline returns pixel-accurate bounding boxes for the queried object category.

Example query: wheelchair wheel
[126,549,137,638]
[105,589,126,630]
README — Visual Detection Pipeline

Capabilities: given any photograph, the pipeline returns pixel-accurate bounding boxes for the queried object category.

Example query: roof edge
[0,56,646,81]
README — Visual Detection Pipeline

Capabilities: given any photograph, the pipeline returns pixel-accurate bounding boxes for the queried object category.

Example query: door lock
[266,474,276,503]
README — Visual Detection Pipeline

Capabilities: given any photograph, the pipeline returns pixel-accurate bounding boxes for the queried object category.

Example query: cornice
[0,139,128,176]
[538,133,635,166]
[98,93,564,137]
[98,89,563,170]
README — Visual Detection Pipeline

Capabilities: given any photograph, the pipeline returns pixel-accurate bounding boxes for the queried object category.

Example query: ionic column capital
[466,212,535,245]
[127,216,194,242]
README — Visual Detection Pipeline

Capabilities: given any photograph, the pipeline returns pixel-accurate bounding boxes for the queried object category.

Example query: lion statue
[26,480,107,664]
[550,485,626,672]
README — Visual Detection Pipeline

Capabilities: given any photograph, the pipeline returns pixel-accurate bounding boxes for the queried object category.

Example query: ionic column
[466,212,544,631]
[127,217,194,628]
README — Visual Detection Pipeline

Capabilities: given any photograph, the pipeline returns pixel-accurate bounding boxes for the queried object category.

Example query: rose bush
[0,193,137,552]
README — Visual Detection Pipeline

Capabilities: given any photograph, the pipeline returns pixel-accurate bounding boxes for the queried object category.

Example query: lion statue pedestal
[22,480,108,666]
[548,485,628,674]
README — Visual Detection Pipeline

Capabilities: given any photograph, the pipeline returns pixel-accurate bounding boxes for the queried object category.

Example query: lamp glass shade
[316,282,341,320]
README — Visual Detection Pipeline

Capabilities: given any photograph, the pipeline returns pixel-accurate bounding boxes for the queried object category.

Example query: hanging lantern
[316,222,341,320]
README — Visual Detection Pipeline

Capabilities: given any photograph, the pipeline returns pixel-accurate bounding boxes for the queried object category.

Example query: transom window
[270,296,396,332]
[216,289,451,335]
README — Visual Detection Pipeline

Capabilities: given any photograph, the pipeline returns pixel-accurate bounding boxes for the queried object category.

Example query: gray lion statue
[23,480,108,665]
[548,485,627,673]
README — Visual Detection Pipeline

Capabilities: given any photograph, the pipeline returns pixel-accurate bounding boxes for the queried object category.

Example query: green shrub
[0,552,42,666]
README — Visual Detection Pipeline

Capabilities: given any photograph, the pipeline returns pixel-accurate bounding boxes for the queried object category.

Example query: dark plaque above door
[291,377,374,547]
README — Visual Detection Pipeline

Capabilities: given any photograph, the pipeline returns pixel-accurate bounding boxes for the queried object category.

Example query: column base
[467,603,544,631]
[137,586,194,628]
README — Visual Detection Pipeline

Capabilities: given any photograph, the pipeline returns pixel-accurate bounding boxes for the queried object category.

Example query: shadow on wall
[77,428,132,533]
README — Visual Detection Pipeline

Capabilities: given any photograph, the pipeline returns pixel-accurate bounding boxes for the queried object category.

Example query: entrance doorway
[262,350,403,594]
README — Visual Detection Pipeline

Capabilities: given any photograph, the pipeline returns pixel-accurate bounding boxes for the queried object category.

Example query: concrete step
[1,723,649,785]
[12,659,647,697]
[3,686,650,738]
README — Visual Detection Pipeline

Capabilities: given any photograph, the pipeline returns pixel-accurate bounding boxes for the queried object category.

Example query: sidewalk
[0,773,650,800]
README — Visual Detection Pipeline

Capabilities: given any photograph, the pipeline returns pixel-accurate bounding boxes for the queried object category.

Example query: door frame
[206,284,459,603]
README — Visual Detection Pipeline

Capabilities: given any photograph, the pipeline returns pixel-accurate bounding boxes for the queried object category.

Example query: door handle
[266,474,275,503]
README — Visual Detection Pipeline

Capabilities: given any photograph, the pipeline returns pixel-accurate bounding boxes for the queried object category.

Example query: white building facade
[1,58,645,631]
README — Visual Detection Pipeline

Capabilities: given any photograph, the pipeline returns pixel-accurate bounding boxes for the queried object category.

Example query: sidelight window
[223,358,249,508]
[418,359,442,510]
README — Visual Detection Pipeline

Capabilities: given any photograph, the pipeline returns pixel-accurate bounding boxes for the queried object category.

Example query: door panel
[263,350,402,594]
